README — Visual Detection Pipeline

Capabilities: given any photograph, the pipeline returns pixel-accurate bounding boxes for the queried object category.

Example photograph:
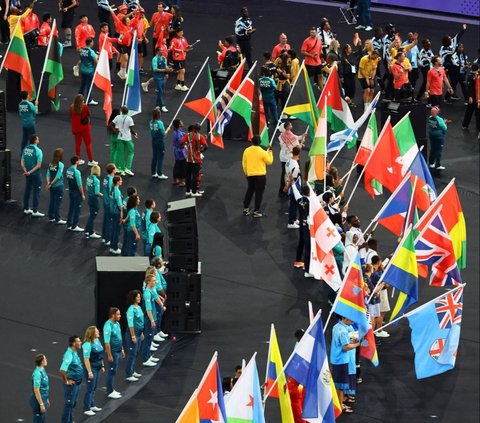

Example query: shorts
[172,60,185,70]
[61,10,75,29]
[379,289,390,313]
[368,302,381,318]
[138,40,148,57]
[119,44,130,54]
[360,78,373,90]
[305,64,322,79]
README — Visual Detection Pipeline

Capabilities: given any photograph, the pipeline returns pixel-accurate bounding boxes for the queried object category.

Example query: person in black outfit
[97,0,112,35]
[462,64,480,135]
[0,0,9,43]
[340,43,357,105]
[235,7,256,69]
[295,185,311,274]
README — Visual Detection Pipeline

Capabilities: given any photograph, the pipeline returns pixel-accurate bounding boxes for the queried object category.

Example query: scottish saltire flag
[415,211,462,287]
[406,150,437,211]
[284,312,342,422]
[407,286,463,379]
[125,35,141,115]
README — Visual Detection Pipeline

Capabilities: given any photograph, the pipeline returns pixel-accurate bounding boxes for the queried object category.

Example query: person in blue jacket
[142,273,164,367]
[85,165,103,239]
[21,134,44,217]
[125,290,145,382]
[82,326,104,416]
[103,307,125,399]
[144,210,161,257]
[46,148,66,224]
[109,176,124,255]
[66,156,86,231]
[428,106,450,170]
[29,353,50,423]
[18,91,38,154]
[149,108,168,179]
[101,163,117,245]
[122,194,141,256]
[59,335,83,423]
[259,67,278,125]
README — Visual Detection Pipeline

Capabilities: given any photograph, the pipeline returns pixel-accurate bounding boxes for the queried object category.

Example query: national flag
[407,286,463,379]
[308,100,326,181]
[93,37,112,123]
[316,66,354,133]
[381,227,419,321]
[393,113,420,174]
[308,187,343,291]
[43,20,63,111]
[405,149,437,211]
[2,21,36,99]
[290,176,302,201]
[284,63,319,139]
[125,35,141,115]
[332,253,369,338]
[415,179,467,269]
[229,76,255,129]
[225,354,265,423]
[415,210,462,287]
[212,60,246,148]
[362,119,403,198]
[360,325,379,367]
[265,324,294,423]
[252,78,269,147]
[284,312,342,422]
[176,392,200,423]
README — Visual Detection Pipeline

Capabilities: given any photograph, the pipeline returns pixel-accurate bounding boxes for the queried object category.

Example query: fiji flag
[125,35,141,115]
[407,286,463,379]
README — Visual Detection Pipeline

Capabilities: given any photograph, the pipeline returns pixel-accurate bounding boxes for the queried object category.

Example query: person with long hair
[82,326,104,416]
[145,211,161,257]
[85,165,103,239]
[103,307,125,399]
[122,194,141,256]
[46,148,66,224]
[109,175,123,255]
[70,94,97,166]
[125,290,145,382]
[29,353,50,423]
[107,108,120,167]
[149,231,164,262]
[142,274,163,367]
[152,257,169,342]
[150,108,168,179]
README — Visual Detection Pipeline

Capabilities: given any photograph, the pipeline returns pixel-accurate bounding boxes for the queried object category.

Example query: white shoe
[89,233,102,239]
[287,223,300,229]
[141,82,149,92]
[90,406,102,412]
[161,106,168,113]
[49,218,55,223]
[197,190,205,194]
[149,357,160,362]
[72,226,84,232]
[142,359,157,367]
[379,330,390,337]
[125,376,139,382]
[132,372,142,378]
[175,84,183,90]
[150,345,158,352]
[355,25,365,29]
[124,169,135,176]
[88,160,98,166]
[73,65,79,77]
[159,331,169,337]
[109,248,121,255]
[107,391,122,399]
[191,192,203,197]
[88,99,98,105]
[120,171,126,176]
[180,85,189,91]
[152,173,159,179]
[304,272,314,278]
[185,191,192,196]
[84,410,96,416]
[24,209,33,215]
[153,334,164,342]
[56,219,67,225]
[151,341,159,347]
[78,159,85,165]
[31,211,45,217]
[158,174,168,180]
[117,70,126,80]
[365,26,373,31]
[105,241,111,246]
[67,226,72,231]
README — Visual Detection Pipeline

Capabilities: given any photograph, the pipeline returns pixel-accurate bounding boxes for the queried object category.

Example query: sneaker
[451,96,460,100]
[180,85,189,91]
[376,330,390,338]
[24,209,33,215]
[78,159,85,165]
[132,372,142,378]
[125,376,139,382]
[152,341,159,347]
[141,82,149,92]
[161,106,168,113]
[105,241,111,246]
[197,190,205,194]
[185,191,192,196]
[355,25,365,29]
[84,410,96,416]
[88,99,98,105]
[436,165,446,170]
[107,390,122,399]
[56,219,67,225]
[175,84,183,90]
[90,406,102,412]
[243,208,251,216]
[294,261,304,268]
[429,163,435,168]
[149,357,160,362]
[72,226,84,232]
[67,226,72,231]
[32,211,45,217]
[191,192,203,197]
[304,272,314,278]
[158,174,168,180]
[120,171,126,176]
[88,160,98,166]
[109,248,121,255]
[117,70,126,80]
[287,223,300,229]
[153,333,164,342]
[365,26,373,31]
[252,211,263,218]
[462,126,468,130]
[49,218,55,223]
[125,169,135,176]
[142,359,157,367]
[152,173,159,179]
[73,65,79,77]
[150,345,158,352]
[159,330,169,337]
[89,233,102,239]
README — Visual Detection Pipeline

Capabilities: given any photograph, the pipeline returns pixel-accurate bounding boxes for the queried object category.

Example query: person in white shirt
[112,106,138,177]
[278,122,305,196]
[285,145,301,228]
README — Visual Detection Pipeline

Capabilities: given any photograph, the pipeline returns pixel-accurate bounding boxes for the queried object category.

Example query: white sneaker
[90,406,102,412]
[158,174,168,180]
[153,333,164,342]
[125,376,139,382]
[365,26,373,31]
[24,209,33,215]
[109,248,121,255]
[150,345,158,352]
[378,330,390,337]
[132,372,142,378]
[159,331,169,337]
[304,272,314,278]
[151,341,159,347]
[117,69,126,80]
[88,99,98,105]
[72,226,84,232]
[89,233,102,239]
[56,219,67,225]
[73,65,79,77]
[32,211,45,217]
[161,106,168,113]
[185,191,192,196]
[142,359,157,367]
[49,218,55,223]
[180,85,189,91]
[78,159,85,165]
[175,84,183,90]
[84,410,96,416]
[141,82,149,92]
[88,160,98,166]
[124,169,135,176]
[105,241,111,246]
[152,173,159,179]
[191,192,203,197]
[149,357,160,362]
[287,223,300,229]
[107,391,122,399]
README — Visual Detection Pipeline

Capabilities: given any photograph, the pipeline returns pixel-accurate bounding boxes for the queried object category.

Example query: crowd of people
[4,0,475,421]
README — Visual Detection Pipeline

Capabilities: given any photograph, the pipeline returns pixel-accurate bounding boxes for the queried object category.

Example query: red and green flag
[43,20,64,111]
[252,78,269,147]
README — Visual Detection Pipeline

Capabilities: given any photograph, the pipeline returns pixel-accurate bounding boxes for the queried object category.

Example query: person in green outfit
[112,106,138,176]
[29,353,50,423]
[107,108,120,168]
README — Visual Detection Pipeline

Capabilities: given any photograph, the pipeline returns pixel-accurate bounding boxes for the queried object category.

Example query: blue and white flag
[125,35,141,115]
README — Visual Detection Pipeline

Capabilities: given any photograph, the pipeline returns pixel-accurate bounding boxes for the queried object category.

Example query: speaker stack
[164,198,202,333]
[0,91,11,202]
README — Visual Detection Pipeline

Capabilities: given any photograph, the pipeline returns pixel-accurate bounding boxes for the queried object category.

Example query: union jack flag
[435,287,463,329]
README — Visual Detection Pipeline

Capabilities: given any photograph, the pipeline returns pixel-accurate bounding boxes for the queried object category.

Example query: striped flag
[43,20,64,110]
[124,35,141,115]
[93,37,112,123]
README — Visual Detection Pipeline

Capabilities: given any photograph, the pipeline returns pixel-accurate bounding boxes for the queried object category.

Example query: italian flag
[93,38,112,123]
[3,21,36,99]
[317,66,354,134]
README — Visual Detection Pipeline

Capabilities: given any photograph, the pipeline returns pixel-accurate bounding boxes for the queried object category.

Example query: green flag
[44,23,64,110]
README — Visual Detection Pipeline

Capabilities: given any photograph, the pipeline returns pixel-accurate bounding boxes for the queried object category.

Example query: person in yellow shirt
[242,136,273,218]
[358,49,380,110]
[8,1,34,35]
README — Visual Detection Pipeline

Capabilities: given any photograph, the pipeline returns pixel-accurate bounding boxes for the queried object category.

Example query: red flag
[197,356,227,421]
[184,62,216,126]
[360,326,379,366]
[93,40,112,123]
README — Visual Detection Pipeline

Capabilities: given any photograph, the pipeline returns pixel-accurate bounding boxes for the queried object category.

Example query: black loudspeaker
[0,149,11,202]
[380,101,428,158]
[163,267,201,333]
[95,257,149,331]
[0,91,6,150]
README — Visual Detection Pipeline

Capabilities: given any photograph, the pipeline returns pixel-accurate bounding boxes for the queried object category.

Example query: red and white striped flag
[93,40,112,123]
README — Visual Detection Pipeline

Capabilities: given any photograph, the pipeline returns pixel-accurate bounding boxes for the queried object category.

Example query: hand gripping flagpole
[165,56,210,135]
[87,33,109,105]
[37,19,57,99]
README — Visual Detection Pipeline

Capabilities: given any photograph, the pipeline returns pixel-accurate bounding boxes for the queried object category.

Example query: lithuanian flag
[3,21,36,99]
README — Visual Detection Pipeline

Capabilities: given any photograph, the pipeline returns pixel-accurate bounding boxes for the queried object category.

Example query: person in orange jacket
[37,13,52,47]
[74,14,95,50]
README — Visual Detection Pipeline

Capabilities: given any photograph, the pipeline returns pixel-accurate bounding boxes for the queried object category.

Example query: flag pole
[262,324,274,404]
[37,19,57,99]
[374,283,465,334]
[268,60,306,147]
[166,56,210,134]
[199,58,246,126]
[87,33,109,105]
[323,97,327,184]
[121,30,137,107]
[337,163,358,199]
[344,116,391,208]
[308,301,314,323]
[0,18,21,76]
[207,62,258,137]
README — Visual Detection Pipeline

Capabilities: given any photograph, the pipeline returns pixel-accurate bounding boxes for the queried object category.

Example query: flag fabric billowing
[229,76,255,129]
[284,63,319,139]
[405,150,437,211]
[284,312,342,422]
[308,187,343,291]
[392,113,420,174]
[333,253,369,338]
[125,35,141,115]
[360,325,379,367]
[316,66,354,134]
[415,211,462,287]
[308,101,326,181]
[43,20,63,111]
[252,79,269,147]
[225,354,265,423]
[415,179,466,270]
[382,227,419,321]
[290,176,302,200]
[3,21,36,99]
[407,287,463,379]
[93,38,112,123]
[265,325,294,423]
[176,393,200,423]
